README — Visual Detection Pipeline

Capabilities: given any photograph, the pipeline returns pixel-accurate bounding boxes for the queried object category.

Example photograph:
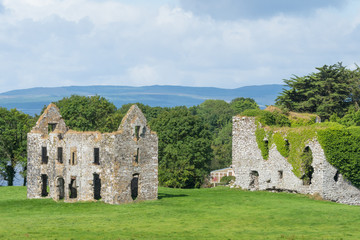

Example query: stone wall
[27,104,158,204]
[232,116,360,205]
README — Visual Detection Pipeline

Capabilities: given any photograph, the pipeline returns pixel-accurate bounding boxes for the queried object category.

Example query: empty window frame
[135,126,140,141]
[41,147,48,164]
[41,174,49,197]
[69,177,77,199]
[131,174,139,200]
[70,148,76,165]
[300,146,314,185]
[94,148,100,165]
[57,177,65,200]
[93,173,101,200]
[134,148,139,164]
[278,170,283,180]
[57,147,63,163]
[334,171,339,182]
[48,123,57,133]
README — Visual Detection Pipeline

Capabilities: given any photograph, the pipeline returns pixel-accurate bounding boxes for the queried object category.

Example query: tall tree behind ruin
[0,108,34,186]
[276,63,360,119]
[52,95,118,132]
[150,107,213,188]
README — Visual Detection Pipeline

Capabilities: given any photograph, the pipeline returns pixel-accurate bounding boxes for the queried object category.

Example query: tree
[276,63,358,119]
[0,108,34,186]
[192,100,234,133]
[210,122,232,170]
[230,97,259,114]
[53,95,118,132]
[150,107,213,188]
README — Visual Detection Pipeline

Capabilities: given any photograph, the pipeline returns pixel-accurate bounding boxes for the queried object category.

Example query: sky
[0,0,360,92]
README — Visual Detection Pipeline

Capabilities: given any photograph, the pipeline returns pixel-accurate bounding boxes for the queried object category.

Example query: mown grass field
[0,187,360,240]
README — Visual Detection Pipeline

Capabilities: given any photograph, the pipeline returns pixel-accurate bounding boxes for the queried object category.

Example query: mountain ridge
[0,84,285,115]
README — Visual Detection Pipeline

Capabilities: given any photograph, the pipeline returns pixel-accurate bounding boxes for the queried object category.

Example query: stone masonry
[232,116,360,205]
[27,104,158,204]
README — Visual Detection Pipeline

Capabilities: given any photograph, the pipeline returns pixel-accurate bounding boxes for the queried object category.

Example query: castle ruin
[27,104,158,204]
[232,116,360,205]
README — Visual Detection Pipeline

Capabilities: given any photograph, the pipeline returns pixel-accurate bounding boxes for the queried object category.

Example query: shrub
[220,176,235,184]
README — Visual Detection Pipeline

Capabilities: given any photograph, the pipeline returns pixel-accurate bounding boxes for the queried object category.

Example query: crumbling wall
[27,104,158,204]
[232,116,360,205]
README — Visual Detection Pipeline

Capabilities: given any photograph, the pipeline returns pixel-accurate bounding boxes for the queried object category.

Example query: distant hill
[0,84,284,115]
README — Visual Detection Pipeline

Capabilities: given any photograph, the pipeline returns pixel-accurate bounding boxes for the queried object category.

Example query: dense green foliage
[255,127,270,160]
[242,109,291,127]
[1,95,260,188]
[220,175,235,184]
[192,98,259,170]
[1,187,360,239]
[0,108,34,186]
[230,97,259,114]
[53,95,118,132]
[273,132,289,158]
[246,107,360,187]
[318,127,360,188]
[276,63,360,119]
[150,107,213,188]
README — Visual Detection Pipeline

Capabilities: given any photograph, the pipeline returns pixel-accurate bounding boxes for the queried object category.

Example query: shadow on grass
[158,193,188,199]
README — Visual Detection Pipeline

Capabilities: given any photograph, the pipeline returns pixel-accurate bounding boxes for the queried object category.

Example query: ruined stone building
[232,116,360,205]
[27,104,158,204]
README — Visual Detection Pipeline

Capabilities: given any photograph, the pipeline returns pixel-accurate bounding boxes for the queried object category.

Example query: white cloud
[128,65,159,85]
[0,0,359,92]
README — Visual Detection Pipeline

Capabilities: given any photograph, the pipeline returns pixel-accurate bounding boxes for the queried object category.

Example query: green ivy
[273,132,289,158]
[243,109,360,187]
[318,127,360,188]
[255,127,270,160]
[255,125,317,178]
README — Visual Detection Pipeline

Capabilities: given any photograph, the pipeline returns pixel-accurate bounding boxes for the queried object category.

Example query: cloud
[0,0,359,93]
[179,0,347,20]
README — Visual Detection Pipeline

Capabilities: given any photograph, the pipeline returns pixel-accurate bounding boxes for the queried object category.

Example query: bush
[220,176,235,184]
[241,109,290,127]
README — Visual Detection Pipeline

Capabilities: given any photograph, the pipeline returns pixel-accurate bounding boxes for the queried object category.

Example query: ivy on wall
[255,127,270,160]
[318,127,360,188]
[247,109,360,188]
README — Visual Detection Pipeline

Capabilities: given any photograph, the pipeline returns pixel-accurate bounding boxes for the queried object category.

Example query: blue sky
[0,0,359,92]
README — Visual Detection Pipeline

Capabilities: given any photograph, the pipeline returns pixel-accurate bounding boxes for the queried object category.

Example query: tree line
[0,95,258,188]
[2,62,358,188]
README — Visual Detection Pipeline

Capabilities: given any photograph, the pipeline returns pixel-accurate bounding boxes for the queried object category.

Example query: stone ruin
[232,116,360,205]
[27,104,158,204]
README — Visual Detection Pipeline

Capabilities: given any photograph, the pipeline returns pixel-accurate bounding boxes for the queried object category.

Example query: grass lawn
[0,186,359,239]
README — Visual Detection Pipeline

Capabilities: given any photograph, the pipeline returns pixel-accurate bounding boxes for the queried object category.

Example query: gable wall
[27,104,158,204]
[232,116,360,205]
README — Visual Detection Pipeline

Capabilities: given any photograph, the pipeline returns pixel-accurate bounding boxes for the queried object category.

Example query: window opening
[249,171,259,190]
[94,148,100,165]
[41,147,48,164]
[57,177,65,200]
[135,126,140,141]
[278,170,283,180]
[41,174,49,197]
[134,148,139,164]
[334,171,339,182]
[70,149,76,165]
[58,133,63,140]
[57,147,63,163]
[93,173,101,200]
[48,123,57,133]
[131,174,139,200]
[69,177,77,199]
[300,146,314,185]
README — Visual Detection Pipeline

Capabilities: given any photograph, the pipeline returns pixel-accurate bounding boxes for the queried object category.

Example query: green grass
[0,187,360,239]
